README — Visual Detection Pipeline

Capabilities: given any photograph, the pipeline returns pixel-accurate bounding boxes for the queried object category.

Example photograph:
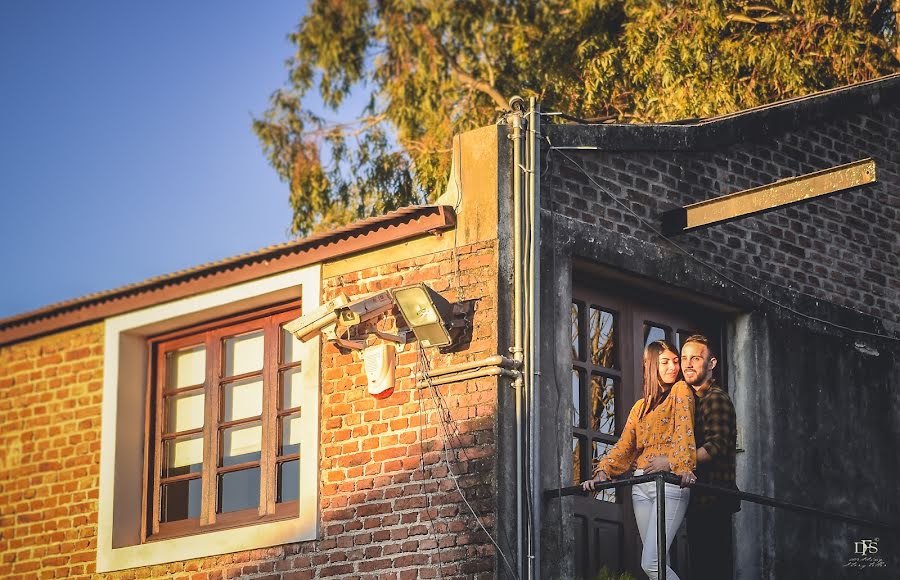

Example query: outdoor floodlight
[390,284,471,351]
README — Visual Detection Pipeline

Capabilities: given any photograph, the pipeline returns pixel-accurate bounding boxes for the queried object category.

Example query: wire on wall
[416,348,445,579]
[417,344,520,580]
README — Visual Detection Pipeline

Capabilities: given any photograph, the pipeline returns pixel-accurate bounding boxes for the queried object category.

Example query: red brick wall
[314,240,500,580]
[0,238,501,579]
[0,323,104,578]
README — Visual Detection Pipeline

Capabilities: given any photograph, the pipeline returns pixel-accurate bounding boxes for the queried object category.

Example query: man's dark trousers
[687,506,733,580]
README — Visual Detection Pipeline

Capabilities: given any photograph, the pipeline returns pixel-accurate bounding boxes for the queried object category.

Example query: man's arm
[700,390,735,461]
[697,446,712,464]
[647,445,712,471]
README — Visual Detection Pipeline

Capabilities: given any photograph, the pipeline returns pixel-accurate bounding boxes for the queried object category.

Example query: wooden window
[145,303,302,540]
[571,299,621,503]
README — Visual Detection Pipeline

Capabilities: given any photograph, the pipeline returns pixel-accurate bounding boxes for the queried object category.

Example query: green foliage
[255,0,900,236]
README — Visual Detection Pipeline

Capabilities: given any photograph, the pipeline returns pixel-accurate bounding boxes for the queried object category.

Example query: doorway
[569,281,725,579]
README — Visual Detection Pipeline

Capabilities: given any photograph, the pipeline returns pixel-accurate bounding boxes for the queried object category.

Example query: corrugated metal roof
[0,205,455,342]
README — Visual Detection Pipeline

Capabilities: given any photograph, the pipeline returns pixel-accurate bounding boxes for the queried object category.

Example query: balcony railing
[546,473,897,580]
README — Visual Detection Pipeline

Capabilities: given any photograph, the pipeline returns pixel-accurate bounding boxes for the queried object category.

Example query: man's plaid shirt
[692,384,739,511]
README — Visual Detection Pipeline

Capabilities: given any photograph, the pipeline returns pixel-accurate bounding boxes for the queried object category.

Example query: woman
[582,339,697,580]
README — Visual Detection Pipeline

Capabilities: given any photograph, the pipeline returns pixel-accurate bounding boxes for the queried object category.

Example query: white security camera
[285,291,395,345]
[335,291,394,327]
[283,295,349,342]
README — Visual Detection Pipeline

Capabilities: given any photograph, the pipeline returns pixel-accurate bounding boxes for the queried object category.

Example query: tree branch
[305,113,387,139]
[475,34,496,88]
[418,25,509,110]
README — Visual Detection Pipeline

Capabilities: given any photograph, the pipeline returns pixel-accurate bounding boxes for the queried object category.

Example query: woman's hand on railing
[581,469,610,492]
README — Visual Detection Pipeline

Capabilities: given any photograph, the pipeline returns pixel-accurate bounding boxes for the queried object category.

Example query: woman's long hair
[639,339,680,419]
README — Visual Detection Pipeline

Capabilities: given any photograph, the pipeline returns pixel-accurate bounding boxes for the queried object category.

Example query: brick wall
[541,97,900,579]
[546,106,899,330]
[313,240,500,580]
[0,239,501,579]
[0,323,104,578]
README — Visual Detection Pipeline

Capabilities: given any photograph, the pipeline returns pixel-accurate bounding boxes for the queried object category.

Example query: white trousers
[631,470,690,580]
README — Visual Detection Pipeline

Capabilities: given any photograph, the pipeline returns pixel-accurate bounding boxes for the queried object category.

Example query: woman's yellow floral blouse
[595,381,696,476]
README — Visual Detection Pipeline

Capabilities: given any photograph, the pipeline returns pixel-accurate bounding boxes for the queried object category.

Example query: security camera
[335,291,394,327]
[284,295,349,342]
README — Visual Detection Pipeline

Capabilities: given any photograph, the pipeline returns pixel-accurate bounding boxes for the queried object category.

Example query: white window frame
[97,266,320,572]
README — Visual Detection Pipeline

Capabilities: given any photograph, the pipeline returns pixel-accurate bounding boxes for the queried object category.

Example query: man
[645,334,738,580]
[680,334,739,580]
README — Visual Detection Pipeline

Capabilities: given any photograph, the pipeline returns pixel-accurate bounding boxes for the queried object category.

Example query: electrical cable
[418,344,521,580]
[547,140,900,343]
[416,347,445,579]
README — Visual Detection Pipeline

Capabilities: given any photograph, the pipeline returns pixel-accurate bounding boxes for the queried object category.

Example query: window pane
[277,459,299,503]
[160,478,202,522]
[571,302,582,361]
[677,329,698,351]
[224,330,264,376]
[590,374,616,436]
[644,323,670,347]
[166,345,205,390]
[163,434,203,477]
[591,441,616,502]
[222,377,263,422]
[571,369,582,428]
[221,422,262,466]
[218,467,260,513]
[281,325,303,364]
[589,307,618,368]
[165,391,204,433]
[572,436,583,485]
[281,412,302,456]
[281,367,303,410]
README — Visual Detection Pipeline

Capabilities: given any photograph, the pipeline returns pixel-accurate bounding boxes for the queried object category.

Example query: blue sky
[0,2,363,319]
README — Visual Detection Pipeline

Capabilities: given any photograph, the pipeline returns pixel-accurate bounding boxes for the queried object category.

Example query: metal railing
[545,473,898,580]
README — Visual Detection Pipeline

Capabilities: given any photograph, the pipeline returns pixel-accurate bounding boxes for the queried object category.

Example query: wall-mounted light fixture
[389,284,472,351]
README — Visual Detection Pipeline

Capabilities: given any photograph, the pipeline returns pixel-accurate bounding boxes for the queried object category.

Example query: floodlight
[390,284,471,351]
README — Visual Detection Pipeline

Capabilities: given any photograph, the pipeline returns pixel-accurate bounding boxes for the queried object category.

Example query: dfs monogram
[854,538,879,556]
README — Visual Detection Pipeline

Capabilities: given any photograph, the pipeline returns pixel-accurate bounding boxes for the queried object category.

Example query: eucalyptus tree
[254,0,900,236]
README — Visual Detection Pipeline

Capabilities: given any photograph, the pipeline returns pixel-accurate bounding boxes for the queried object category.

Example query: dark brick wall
[539,89,900,579]
[544,105,899,333]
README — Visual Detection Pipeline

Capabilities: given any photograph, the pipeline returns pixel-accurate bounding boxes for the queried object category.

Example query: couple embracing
[581,335,739,580]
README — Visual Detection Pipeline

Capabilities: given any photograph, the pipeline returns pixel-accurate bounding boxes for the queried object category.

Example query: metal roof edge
[546,72,900,151]
[0,205,456,346]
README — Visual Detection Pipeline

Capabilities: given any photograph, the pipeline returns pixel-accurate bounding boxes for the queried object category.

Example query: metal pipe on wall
[415,366,519,388]
[415,355,520,379]
[526,98,542,580]
[508,107,526,580]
